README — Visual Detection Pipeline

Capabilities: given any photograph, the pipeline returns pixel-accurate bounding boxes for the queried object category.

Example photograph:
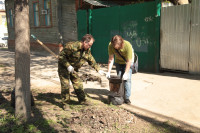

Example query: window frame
[32,0,40,27]
[43,0,52,27]
[8,9,13,28]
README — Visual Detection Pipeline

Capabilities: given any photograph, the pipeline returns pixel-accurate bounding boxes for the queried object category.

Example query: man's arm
[86,50,100,72]
[125,59,132,73]
[108,54,114,73]
[124,41,134,73]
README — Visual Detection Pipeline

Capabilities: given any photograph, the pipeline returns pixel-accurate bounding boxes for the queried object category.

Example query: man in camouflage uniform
[58,34,104,109]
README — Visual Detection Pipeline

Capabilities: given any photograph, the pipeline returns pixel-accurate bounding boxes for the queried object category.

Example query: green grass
[0,47,8,50]
[0,64,5,67]
[0,114,57,133]
[0,103,56,133]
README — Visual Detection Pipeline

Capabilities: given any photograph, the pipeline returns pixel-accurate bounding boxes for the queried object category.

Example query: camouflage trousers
[58,65,86,104]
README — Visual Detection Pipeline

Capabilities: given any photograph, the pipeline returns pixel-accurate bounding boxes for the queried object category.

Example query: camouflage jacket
[58,41,100,72]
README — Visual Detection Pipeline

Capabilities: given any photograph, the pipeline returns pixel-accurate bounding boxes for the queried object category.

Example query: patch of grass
[0,104,58,133]
[27,124,38,133]
[28,119,57,133]
[69,104,84,111]
[0,64,5,67]
[0,47,8,50]
[108,103,120,109]
[114,122,121,132]
[0,112,25,133]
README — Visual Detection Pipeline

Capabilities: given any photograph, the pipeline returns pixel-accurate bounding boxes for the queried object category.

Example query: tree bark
[14,0,31,122]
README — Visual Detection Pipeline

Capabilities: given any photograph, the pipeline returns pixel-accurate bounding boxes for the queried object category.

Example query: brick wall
[60,0,78,44]
[29,0,59,44]
[8,40,62,55]
[6,0,78,54]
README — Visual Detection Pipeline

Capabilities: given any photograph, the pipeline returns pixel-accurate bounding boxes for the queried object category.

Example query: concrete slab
[130,72,200,129]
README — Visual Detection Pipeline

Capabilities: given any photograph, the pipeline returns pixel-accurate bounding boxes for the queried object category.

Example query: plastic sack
[109,96,124,105]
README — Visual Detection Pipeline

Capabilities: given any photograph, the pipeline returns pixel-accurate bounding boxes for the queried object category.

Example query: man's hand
[106,72,110,79]
[67,65,74,73]
[98,70,106,76]
[122,73,128,80]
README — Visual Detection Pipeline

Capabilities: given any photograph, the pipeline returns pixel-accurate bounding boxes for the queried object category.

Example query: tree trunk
[14,0,31,122]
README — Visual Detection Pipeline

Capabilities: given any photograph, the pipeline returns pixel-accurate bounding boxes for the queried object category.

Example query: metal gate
[160,4,191,71]
[160,0,200,74]
[189,0,200,74]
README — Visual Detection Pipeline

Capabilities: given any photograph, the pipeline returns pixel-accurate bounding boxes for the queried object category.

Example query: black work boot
[124,99,131,105]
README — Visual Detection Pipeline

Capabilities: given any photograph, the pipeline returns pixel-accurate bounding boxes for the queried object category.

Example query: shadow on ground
[85,88,110,104]
[131,110,195,133]
[0,91,60,132]
[123,104,200,133]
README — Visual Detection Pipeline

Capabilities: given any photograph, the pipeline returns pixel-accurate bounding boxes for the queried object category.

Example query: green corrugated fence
[77,1,161,72]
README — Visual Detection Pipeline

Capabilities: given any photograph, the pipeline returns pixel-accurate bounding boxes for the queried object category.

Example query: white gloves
[67,65,74,73]
[106,72,110,79]
[122,73,129,80]
[98,70,106,76]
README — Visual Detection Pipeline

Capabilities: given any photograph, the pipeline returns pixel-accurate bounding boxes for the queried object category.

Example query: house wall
[5,0,14,41]
[5,0,63,55]
[29,0,59,43]
[60,0,78,44]
[0,10,7,37]
[0,11,6,25]
[29,0,60,54]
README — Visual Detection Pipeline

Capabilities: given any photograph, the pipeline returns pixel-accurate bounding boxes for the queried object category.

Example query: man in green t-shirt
[107,35,134,105]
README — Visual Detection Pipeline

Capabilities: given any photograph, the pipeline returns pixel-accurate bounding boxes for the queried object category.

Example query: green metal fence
[77,10,87,40]
[77,1,160,72]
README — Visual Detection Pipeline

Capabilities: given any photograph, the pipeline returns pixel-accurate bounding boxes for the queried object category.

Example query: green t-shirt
[108,40,134,64]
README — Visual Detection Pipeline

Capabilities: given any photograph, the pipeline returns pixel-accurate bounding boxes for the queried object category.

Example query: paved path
[1,48,200,132]
[129,72,200,131]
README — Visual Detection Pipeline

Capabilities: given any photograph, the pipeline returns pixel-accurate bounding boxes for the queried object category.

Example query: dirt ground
[0,49,196,133]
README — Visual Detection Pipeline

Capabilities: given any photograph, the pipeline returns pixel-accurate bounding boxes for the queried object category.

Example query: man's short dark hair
[81,34,95,43]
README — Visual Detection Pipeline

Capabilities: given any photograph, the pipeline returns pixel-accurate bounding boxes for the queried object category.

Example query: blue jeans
[115,63,133,100]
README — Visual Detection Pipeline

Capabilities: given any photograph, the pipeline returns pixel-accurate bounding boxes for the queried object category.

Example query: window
[8,9,13,27]
[33,2,40,27]
[44,0,51,26]
[2,15,6,23]
[2,15,6,26]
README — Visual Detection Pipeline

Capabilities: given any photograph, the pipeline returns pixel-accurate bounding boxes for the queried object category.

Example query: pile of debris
[69,106,136,132]
[81,73,102,84]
